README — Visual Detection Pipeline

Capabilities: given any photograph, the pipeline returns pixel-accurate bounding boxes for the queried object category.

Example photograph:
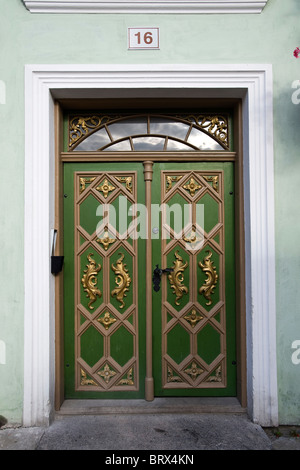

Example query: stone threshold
[56,397,246,416]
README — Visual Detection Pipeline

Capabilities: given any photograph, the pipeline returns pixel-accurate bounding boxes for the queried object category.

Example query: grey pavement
[1,399,300,451]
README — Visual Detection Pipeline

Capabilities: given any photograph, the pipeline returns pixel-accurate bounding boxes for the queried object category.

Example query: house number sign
[128,28,159,50]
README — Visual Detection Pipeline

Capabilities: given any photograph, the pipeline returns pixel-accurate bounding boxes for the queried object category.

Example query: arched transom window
[68,113,230,152]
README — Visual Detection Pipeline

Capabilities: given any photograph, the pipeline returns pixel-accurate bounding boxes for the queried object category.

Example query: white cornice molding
[22,0,269,14]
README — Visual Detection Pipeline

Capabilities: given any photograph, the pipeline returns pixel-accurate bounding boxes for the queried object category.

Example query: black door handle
[152,265,173,292]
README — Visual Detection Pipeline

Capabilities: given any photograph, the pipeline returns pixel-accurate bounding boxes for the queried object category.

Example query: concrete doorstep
[0,414,299,451]
[1,399,299,451]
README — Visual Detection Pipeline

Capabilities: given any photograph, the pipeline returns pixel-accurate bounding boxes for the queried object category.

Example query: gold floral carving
[118,368,134,386]
[167,366,183,383]
[184,362,204,380]
[96,178,116,198]
[111,253,131,309]
[97,311,117,330]
[184,308,203,328]
[97,364,117,384]
[79,176,96,194]
[207,365,222,382]
[115,176,133,193]
[183,227,203,246]
[183,177,201,197]
[165,175,183,193]
[96,228,116,251]
[80,369,97,386]
[81,253,102,310]
[168,251,188,306]
[203,175,219,192]
[199,250,218,306]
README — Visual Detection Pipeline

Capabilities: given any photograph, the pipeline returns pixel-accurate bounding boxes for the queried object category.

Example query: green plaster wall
[0,0,299,425]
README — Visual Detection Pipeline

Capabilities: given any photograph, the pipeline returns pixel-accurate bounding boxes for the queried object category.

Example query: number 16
[135,31,153,45]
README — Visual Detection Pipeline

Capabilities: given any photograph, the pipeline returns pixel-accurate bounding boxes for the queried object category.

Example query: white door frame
[23,64,278,427]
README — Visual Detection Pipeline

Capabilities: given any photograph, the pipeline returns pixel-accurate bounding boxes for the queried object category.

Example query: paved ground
[1,398,300,452]
[1,413,300,451]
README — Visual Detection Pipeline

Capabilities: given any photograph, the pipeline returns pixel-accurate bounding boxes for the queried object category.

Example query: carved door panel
[63,163,145,399]
[152,162,236,396]
[63,162,236,398]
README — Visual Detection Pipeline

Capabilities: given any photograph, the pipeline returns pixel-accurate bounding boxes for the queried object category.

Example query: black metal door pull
[152,265,173,292]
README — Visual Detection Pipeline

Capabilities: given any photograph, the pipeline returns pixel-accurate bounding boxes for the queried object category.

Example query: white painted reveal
[23,64,277,428]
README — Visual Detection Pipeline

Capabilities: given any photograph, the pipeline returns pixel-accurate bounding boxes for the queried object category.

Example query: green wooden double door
[63,161,236,399]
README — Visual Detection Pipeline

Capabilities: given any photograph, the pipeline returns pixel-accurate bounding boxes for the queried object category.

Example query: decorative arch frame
[23,64,277,427]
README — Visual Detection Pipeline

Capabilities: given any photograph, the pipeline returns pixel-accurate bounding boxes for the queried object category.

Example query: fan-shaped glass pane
[108,117,148,140]
[132,136,165,151]
[75,127,111,151]
[150,117,190,140]
[166,139,195,151]
[103,140,132,151]
[188,127,223,150]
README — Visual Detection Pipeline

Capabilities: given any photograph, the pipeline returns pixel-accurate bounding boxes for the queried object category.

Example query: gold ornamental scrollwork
[199,250,218,306]
[79,176,96,194]
[111,253,132,309]
[80,369,97,386]
[203,175,219,193]
[168,250,188,306]
[165,175,183,193]
[69,116,102,148]
[81,253,102,310]
[118,368,134,386]
[167,366,183,383]
[179,114,229,148]
[207,365,222,383]
[115,176,133,194]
